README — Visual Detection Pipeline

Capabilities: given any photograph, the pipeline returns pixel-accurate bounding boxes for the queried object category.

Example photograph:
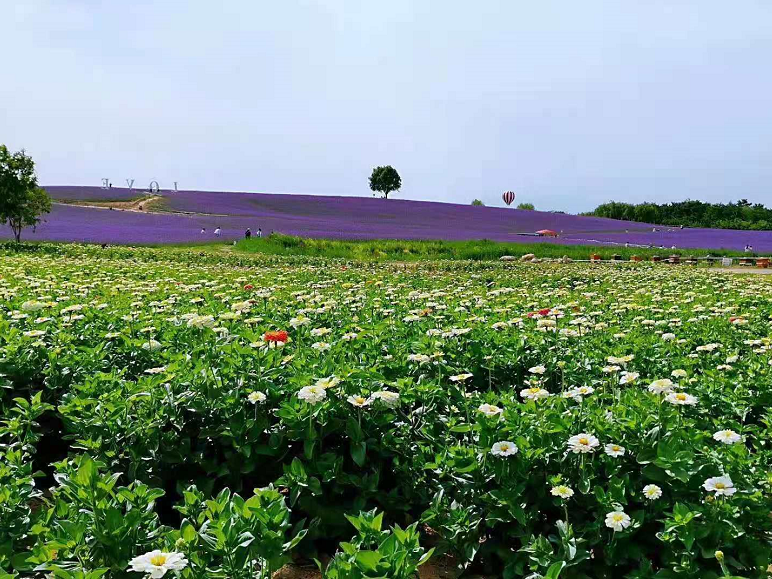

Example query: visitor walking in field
[214,227,221,237]
[245,228,251,239]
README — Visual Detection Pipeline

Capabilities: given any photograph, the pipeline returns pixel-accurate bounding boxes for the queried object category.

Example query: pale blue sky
[2,1,771,212]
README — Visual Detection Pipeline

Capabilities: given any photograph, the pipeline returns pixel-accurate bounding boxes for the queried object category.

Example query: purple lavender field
[2,185,772,252]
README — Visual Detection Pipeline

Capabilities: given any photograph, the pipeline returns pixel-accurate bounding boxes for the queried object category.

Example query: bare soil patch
[56,195,229,217]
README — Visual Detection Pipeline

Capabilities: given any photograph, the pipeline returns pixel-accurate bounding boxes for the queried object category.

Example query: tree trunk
[10,220,21,243]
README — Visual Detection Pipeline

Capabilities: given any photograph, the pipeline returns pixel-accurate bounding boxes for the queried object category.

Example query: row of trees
[0,145,51,242]
[586,199,772,230]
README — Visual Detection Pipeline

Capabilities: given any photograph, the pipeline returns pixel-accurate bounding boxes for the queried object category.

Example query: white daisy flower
[491,441,518,457]
[647,379,674,394]
[128,551,188,578]
[619,371,639,385]
[315,376,341,389]
[713,429,741,444]
[666,392,698,406]
[369,390,400,408]
[604,510,632,531]
[347,394,370,408]
[567,433,600,454]
[643,484,662,500]
[604,443,626,457]
[703,475,736,496]
[298,385,327,404]
[550,485,574,499]
[520,387,550,401]
[478,403,503,417]
[248,391,266,404]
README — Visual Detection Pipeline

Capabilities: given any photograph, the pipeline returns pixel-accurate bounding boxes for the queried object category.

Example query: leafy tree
[369,166,401,199]
[0,145,52,242]
[517,202,535,211]
[471,199,485,206]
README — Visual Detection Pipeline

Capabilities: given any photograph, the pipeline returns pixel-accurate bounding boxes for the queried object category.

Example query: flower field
[2,245,772,578]
[3,186,772,251]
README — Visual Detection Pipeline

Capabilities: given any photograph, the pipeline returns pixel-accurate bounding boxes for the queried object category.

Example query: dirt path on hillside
[56,196,229,217]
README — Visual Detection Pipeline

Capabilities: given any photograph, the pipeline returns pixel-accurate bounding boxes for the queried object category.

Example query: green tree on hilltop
[369,166,401,199]
[0,145,52,242]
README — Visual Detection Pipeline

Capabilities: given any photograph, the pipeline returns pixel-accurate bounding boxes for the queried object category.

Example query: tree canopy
[585,199,772,230]
[368,166,401,199]
[517,202,535,211]
[0,145,52,242]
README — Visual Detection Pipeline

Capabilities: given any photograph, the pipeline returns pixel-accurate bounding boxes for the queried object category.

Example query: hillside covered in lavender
[2,185,771,252]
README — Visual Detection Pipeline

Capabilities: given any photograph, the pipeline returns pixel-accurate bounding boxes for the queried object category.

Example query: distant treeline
[585,199,772,230]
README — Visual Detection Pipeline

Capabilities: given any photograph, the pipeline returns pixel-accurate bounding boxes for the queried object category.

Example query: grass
[234,233,748,262]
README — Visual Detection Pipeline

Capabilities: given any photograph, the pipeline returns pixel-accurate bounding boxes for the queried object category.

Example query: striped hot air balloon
[502,191,516,206]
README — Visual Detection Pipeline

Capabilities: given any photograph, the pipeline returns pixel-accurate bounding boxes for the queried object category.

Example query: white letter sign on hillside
[149,181,160,193]
[102,178,109,189]
[126,179,134,192]
[174,181,179,192]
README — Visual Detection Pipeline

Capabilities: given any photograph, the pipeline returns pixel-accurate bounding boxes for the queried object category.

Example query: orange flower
[264,330,288,343]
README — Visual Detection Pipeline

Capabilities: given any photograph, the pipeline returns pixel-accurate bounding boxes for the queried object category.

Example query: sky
[2,1,771,213]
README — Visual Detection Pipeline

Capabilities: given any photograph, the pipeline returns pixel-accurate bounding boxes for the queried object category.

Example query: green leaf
[75,457,96,486]
[351,441,366,467]
[355,550,382,572]
[545,561,566,579]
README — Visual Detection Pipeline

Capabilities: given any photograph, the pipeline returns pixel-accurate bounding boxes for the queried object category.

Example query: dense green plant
[321,510,433,578]
[172,485,306,578]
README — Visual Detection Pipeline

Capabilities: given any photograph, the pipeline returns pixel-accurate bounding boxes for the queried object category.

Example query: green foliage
[517,202,535,210]
[237,232,742,261]
[471,199,485,206]
[368,166,401,199]
[0,245,771,576]
[321,510,433,578]
[0,145,52,242]
[587,198,772,230]
[173,485,306,578]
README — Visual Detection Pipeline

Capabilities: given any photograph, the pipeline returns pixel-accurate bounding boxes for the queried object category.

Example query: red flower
[264,330,288,343]
[527,308,552,318]
[244,284,254,291]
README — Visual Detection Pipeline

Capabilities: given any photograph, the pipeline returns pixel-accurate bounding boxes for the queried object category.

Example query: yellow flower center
[579,437,589,445]
[500,444,509,451]
[150,555,167,566]
[715,483,725,489]
[355,397,365,404]
[612,514,624,522]
[612,446,620,451]
[676,393,686,400]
